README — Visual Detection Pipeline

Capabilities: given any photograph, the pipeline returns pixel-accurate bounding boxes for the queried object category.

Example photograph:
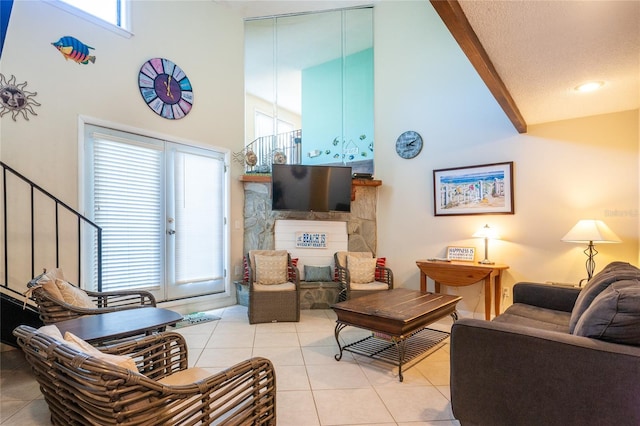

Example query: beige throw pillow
[55,279,95,308]
[36,268,66,301]
[63,332,138,371]
[255,254,288,285]
[348,255,377,284]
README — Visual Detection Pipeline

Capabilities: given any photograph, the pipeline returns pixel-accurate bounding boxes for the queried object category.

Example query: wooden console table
[416,260,509,320]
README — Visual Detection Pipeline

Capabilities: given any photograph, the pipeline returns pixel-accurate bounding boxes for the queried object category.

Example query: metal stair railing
[1,161,102,299]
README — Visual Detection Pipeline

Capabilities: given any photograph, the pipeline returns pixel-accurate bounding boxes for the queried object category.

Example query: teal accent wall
[302,48,373,165]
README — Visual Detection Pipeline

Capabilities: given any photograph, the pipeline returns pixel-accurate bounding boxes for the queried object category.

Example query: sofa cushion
[569,262,640,333]
[573,280,640,345]
[304,265,332,282]
[493,303,572,333]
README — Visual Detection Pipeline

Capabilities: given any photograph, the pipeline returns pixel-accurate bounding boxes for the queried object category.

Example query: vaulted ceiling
[217,0,640,134]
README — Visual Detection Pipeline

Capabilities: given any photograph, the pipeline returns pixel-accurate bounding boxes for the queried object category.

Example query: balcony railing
[234,129,302,174]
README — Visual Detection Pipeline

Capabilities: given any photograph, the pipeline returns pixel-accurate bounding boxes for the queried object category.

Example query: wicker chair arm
[98,331,188,380]
[376,266,394,288]
[84,288,156,307]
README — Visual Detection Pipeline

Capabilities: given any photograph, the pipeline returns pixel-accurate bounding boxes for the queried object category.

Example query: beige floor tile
[306,362,370,390]
[1,399,50,426]
[375,385,454,423]
[298,331,340,347]
[301,345,354,365]
[206,330,255,348]
[0,369,42,401]
[253,331,300,348]
[313,388,394,425]
[273,365,311,391]
[277,390,320,426]
[256,322,298,333]
[195,347,254,367]
[0,400,29,422]
[251,345,304,366]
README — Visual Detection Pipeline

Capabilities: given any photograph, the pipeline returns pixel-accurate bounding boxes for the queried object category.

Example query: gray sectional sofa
[450,261,640,426]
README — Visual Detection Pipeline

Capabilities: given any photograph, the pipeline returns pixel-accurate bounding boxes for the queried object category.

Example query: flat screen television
[272,164,352,212]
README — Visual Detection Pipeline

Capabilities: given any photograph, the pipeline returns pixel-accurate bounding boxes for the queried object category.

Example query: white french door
[83,125,228,301]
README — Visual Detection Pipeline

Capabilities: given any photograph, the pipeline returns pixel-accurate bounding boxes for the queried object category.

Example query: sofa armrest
[513,282,580,312]
[450,318,640,426]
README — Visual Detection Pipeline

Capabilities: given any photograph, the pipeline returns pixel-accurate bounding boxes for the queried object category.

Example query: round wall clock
[138,58,193,120]
[395,130,423,159]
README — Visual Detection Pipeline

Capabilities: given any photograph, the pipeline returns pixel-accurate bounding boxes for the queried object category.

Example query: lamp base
[478,259,495,265]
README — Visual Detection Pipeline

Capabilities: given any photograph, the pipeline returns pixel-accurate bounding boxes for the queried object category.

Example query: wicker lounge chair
[334,251,393,300]
[13,325,276,425]
[26,270,156,325]
[245,250,300,324]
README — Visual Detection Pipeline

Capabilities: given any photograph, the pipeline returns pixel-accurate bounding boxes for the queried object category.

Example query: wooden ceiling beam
[430,0,527,133]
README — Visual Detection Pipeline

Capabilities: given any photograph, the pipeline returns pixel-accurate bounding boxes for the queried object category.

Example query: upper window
[52,0,129,33]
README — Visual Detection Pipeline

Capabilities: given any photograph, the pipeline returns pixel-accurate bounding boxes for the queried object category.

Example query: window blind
[93,137,164,291]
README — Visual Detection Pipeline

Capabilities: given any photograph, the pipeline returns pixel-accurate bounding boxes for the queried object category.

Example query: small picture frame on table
[446,246,476,262]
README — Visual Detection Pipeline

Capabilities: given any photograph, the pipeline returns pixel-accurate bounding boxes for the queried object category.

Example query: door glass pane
[174,152,224,284]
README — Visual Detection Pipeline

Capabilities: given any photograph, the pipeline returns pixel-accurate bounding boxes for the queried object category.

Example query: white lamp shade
[561,220,621,243]
[472,224,500,240]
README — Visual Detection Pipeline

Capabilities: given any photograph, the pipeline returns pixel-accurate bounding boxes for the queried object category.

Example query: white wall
[0,0,247,310]
[374,1,639,317]
[1,0,638,317]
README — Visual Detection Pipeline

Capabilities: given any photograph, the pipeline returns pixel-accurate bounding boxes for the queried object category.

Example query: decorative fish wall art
[51,36,95,65]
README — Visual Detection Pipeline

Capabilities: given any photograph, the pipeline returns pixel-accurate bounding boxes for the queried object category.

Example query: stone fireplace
[241,176,382,255]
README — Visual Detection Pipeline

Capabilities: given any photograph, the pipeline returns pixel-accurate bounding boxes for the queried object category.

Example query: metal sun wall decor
[0,74,41,121]
[51,36,96,65]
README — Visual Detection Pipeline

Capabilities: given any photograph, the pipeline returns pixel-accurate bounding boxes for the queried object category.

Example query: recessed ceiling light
[574,81,605,92]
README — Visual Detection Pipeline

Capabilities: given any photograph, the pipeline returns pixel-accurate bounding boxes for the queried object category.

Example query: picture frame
[433,162,514,216]
[446,246,476,262]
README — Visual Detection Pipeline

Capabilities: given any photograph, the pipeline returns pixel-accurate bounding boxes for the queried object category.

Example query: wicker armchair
[334,251,393,300]
[246,250,300,324]
[13,325,276,425]
[26,272,156,325]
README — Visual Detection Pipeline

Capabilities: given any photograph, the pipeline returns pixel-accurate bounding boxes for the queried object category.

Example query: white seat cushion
[253,282,296,292]
[350,281,389,291]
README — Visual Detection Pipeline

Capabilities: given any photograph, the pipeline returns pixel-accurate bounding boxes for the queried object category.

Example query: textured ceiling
[218,0,640,127]
[459,0,640,125]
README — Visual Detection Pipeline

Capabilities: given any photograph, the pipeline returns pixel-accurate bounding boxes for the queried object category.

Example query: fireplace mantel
[239,175,382,187]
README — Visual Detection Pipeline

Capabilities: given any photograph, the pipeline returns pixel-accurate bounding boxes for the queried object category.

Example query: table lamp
[473,224,500,264]
[561,219,621,281]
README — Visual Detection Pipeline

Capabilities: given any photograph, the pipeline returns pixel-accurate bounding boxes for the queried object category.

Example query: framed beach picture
[433,162,514,216]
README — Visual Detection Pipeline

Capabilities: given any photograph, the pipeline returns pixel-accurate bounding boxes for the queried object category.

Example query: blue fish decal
[52,36,95,64]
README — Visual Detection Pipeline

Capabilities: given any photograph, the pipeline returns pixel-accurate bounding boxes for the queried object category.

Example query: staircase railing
[1,161,102,298]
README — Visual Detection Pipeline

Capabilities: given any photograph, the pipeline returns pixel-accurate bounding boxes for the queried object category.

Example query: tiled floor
[1,305,461,425]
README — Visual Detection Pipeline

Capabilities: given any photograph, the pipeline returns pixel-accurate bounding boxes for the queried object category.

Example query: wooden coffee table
[331,288,461,381]
[55,307,183,344]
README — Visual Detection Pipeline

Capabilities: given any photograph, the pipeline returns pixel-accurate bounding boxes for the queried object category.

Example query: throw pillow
[375,257,386,281]
[573,280,640,346]
[55,279,96,308]
[38,324,64,341]
[36,268,66,301]
[64,332,138,371]
[569,262,640,333]
[304,265,333,282]
[243,255,250,283]
[289,257,299,282]
[254,254,288,285]
[348,255,377,284]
